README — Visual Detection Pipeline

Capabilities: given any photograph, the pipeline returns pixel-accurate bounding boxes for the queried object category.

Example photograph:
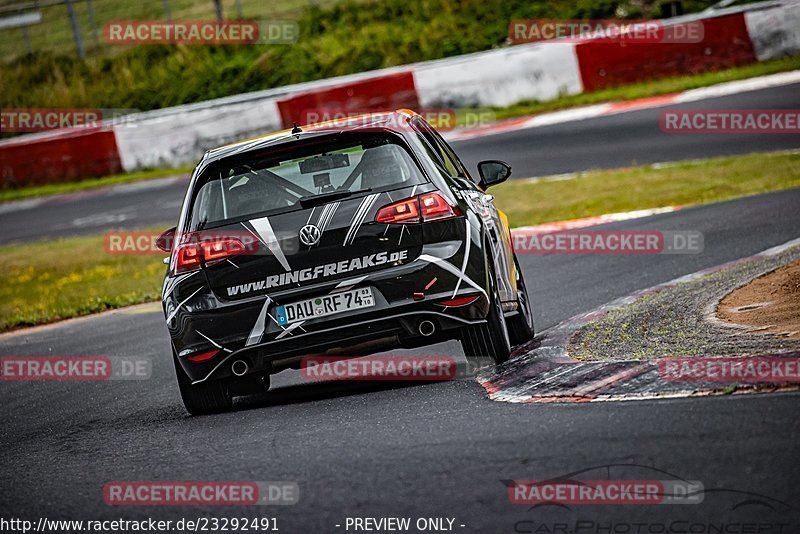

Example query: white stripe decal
[314,201,340,246]
[344,193,379,245]
[343,196,371,245]
[276,320,305,339]
[249,215,291,271]
[349,195,376,244]
[162,270,199,299]
[452,219,471,297]
[246,296,273,346]
[418,254,487,298]
[356,194,380,237]
[166,287,202,323]
[315,203,329,225]
[320,201,340,232]
[197,331,233,354]
[332,275,368,293]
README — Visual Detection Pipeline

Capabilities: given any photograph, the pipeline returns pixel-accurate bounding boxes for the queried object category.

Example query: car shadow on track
[232,378,453,412]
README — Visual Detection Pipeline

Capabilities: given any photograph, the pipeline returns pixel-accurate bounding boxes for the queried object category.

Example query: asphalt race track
[2,188,799,530]
[1,83,799,245]
[455,82,800,176]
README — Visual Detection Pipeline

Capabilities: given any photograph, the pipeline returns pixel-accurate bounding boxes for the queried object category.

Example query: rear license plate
[275,287,374,326]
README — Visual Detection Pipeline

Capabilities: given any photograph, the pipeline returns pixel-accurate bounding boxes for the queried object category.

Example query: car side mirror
[156,227,176,253]
[477,160,512,189]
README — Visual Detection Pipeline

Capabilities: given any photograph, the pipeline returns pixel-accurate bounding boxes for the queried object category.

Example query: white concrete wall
[745,0,800,61]
[413,43,583,109]
[114,98,282,171]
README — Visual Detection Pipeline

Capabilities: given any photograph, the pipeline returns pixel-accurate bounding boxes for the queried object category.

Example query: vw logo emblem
[299,224,322,246]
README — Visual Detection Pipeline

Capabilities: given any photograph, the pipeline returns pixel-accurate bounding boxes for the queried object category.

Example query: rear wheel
[173,351,233,415]
[460,256,512,365]
[507,254,535,346]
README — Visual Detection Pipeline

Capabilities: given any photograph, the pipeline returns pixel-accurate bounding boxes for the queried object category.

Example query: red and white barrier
[0,126,122,187]
[276,71,420,126]
[1,0,798,186]
[574,13,757,91]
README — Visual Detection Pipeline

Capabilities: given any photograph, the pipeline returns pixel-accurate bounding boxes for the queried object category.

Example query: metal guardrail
[0,10,41,29]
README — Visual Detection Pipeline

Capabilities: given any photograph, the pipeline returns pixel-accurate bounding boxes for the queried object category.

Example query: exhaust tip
[231,359,249,377]
[418,320,436,337]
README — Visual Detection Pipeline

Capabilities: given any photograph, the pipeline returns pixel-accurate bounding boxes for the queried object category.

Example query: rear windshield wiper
[299,188,372,208]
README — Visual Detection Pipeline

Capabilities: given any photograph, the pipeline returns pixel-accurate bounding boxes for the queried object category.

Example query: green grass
[2,150,798,332]
[0,0,352,63]
[0,231,166,332]
[0,164,194,203]
[492,56,800,121]
[0,0,717,111]
[492,151,800,228]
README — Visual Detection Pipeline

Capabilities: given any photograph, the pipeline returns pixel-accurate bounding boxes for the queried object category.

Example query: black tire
[460,256,512,365]
[173,351,233,415]
[507,254,535,346]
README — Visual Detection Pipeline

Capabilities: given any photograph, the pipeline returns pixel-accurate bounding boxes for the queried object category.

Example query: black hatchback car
[157,110,534,414]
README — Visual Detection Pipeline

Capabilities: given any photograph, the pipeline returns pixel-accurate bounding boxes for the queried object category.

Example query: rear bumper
[190,307,485,384]
[165,243,491,384]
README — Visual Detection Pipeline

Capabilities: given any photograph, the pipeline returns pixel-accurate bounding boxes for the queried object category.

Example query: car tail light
[375,197,421,224]
[187,349,220,363]
[375,192,460,224]
[420,192,459,221]
[172,236,246,273]
[202,238,245,262]
[174,243,201,274]
[435,295,480,307]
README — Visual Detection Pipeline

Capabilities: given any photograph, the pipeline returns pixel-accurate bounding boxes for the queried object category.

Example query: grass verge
[0,232,166,332]
[1,150,799,332]
[493,150,800,228]
[0,164,194,204]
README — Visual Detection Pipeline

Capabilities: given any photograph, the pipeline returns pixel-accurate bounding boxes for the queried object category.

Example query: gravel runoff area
[568,243,800,361]
[718,259,800,339]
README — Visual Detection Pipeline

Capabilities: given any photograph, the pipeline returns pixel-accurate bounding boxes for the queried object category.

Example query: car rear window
[188,133,427,231]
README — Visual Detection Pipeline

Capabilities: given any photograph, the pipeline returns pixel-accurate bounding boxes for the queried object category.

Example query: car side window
[415,132,451,178]
[430,128,470,179]
[413,118,462,178]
